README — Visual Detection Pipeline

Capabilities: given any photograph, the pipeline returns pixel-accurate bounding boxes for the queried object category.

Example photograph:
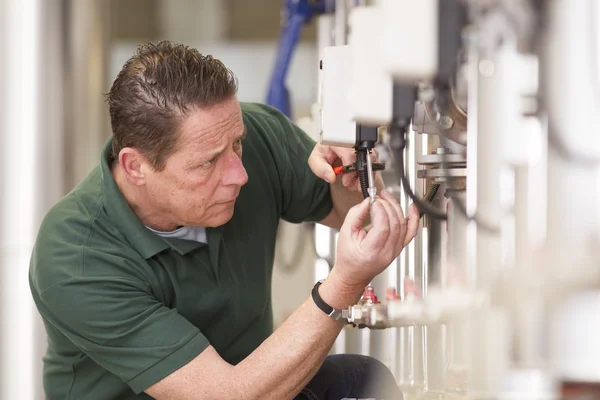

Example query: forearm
[233,270,363,399]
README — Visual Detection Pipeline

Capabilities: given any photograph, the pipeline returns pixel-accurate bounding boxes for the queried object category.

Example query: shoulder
[30,168,144,295]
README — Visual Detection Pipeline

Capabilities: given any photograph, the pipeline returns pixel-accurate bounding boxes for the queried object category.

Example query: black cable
[389,123,448,220]
[389,122,502,233]
[356,150,370,199]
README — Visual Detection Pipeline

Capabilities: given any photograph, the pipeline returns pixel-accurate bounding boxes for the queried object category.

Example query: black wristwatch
[311,280,349,322]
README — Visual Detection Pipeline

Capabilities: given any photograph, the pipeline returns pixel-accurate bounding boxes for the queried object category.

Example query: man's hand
[331,190,419,290]
[308,143,378,191]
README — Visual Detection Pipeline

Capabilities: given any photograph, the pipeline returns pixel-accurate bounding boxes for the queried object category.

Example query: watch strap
[311,280,348,322]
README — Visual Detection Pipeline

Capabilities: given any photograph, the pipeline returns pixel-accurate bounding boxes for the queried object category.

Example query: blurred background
[1,1,323,398]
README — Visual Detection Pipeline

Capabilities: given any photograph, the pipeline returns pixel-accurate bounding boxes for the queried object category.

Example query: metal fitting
[438,115,455,130]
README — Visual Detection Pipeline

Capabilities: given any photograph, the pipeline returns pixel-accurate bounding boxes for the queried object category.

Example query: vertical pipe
[401,127,425,396]
[474,56,502,290]
[1,2,111,399]
[334,0,348,46]
[64,0,112,189]
[542,0,600,251]
[369,271,390,363]
[514,166,529,263]
[414,128,426,394]
[1,1,42,398]
[423,193,447,394]
[541,0,600,392]
[445,192,470,394]
[469,16,513,395]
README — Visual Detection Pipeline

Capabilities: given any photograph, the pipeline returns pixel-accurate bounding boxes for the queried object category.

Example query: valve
[360,285,380,304]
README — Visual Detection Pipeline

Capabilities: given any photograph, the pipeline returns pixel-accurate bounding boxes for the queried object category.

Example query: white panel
[348,6,393,125]
[378,0,438,82]
[320,45,356,147]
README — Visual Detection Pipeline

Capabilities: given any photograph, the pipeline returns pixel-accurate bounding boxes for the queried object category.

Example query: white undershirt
[146,225,208,243]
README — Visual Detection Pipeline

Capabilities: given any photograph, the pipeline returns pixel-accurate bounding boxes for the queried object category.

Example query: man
[29,41,419,399]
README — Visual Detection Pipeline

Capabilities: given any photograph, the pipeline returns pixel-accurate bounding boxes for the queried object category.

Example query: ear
[118,148,150,185]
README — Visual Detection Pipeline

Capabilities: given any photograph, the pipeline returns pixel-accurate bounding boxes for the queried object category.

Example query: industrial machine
[286,0,600,399]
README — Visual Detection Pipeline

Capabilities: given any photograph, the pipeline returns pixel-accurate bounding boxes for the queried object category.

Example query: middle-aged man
[30,41,419,400]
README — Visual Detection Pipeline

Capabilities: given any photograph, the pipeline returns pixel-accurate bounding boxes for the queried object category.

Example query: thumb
[343,198,370,235]
[309,151,337,184]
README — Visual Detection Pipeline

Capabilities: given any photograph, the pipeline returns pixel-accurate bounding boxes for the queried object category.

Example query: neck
[111,162,179,231]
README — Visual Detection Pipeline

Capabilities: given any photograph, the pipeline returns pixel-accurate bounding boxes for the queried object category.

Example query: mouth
[219,193,239,204]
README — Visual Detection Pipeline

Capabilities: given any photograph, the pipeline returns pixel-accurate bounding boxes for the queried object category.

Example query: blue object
[266,0,328,118]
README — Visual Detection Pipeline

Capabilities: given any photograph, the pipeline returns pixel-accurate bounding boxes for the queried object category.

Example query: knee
[354,356,398,390]
[327,354,401,399]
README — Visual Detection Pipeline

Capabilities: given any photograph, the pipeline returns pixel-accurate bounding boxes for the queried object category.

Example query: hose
[356,150,370,199]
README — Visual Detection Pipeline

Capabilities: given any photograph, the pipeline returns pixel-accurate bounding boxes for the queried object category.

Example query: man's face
[144,97,248,228]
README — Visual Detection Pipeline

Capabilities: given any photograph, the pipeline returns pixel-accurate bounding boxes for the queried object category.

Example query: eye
[201,157,216,168]
[233,138,243,148]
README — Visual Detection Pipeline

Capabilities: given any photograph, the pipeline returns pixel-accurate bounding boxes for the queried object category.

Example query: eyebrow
[202,128,247,161]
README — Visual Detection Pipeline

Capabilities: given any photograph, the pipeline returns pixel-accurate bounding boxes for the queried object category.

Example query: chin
[204,209,235,227]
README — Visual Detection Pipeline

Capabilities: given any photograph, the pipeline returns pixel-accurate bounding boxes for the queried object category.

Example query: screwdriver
[366,150,376,205]
[333,162,386,175]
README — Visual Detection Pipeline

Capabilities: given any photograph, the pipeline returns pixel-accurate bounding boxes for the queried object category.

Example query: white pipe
[544,0,600,161]
[542,0,600,283]
[334,0,348,46]
[1,1,42,399]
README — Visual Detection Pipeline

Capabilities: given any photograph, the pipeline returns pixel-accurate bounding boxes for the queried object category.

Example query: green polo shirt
[29,103,333,400]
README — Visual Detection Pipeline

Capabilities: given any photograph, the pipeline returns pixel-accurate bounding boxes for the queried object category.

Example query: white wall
[111,41,319,118]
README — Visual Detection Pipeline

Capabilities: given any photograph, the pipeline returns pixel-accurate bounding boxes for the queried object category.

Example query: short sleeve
[34,273,209,394]
[247,104,333,223]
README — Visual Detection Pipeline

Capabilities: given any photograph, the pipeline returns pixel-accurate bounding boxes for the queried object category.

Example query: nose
[221,152,248,187]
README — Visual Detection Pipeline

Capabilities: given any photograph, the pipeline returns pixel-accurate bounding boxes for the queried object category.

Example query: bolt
[438,115,454,130]
[436,147,450,155]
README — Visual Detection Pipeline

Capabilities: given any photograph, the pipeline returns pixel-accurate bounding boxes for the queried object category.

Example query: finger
[403,203,420,247]
[381,189,405,220]
[362,200,391,252]
[377,198,401,252]
[342,172,359,189]
[343,198,370,236]
[334,147,356,166]
[308,147,337,184]
[380,190,406,253]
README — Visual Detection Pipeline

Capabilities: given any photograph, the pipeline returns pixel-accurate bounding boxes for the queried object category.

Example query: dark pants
[295,354,403,400]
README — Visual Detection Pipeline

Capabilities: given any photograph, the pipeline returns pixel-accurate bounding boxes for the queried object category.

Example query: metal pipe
[64,0,112,188]
[424,193,447,394]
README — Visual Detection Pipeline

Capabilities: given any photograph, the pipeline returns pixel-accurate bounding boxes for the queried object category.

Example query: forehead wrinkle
[181,108,241,154]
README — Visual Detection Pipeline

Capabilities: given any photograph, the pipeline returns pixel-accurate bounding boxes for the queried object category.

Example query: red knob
[385,287,400,300]
[362,285,380,304]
